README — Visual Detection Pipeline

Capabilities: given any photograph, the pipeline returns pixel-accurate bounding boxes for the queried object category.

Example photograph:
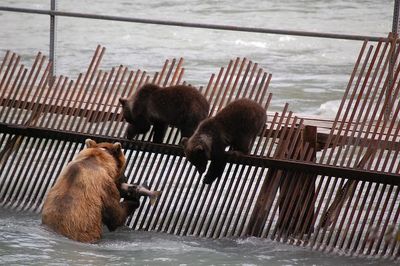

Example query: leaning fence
[0,35,399,258]
[0,2,400,260]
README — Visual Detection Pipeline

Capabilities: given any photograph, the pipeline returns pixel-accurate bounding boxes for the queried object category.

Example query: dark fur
[119,84,209,143]
[42,139,138,243]
[182,99,266,184]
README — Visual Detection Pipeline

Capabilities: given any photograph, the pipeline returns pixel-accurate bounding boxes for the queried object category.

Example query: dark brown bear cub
[119,84,209,143]
[42,139,138,243]
[182,99,266,184]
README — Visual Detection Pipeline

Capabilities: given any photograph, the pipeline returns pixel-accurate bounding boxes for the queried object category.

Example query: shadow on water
[0,208,395,265]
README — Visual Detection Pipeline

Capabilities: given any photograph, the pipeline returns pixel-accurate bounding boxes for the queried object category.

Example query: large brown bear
[182,99,266,184]
[119,84,209,143]
[42,139,138,243]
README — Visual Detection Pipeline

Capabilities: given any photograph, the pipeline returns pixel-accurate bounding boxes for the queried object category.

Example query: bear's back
[42,152,118,243]
[210,99,266,141]
[149,85,209,124]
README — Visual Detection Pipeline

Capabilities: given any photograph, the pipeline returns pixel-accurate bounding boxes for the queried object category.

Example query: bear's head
[181,136,210,175]
[119,84,161,137]
[85,139,126,181]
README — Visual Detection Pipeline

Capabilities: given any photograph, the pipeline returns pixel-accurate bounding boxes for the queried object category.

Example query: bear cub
[42,139,138,243]
[182,99,266,184]
[119,84,209,143]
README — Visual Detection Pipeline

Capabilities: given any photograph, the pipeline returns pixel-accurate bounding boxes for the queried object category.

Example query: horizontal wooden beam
[0,97,116,122]
[1,123,399,186]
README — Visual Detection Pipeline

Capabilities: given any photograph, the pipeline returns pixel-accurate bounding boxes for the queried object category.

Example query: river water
[0,208,396,266]
[0,0,394,116]
[0,0,398,265]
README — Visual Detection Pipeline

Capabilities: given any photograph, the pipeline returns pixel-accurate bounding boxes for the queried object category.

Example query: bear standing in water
[119,84,209,143]
[42,139,142,243]
[182,99,266,184]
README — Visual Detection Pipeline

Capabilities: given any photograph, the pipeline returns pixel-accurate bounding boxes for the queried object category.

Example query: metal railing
[1,1,399,77]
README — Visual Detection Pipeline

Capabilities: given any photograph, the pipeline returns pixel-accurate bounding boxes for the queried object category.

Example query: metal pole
[49,0,57,85]
[0,6,387,42]
[393,0,400,34]
[386,0,400,120]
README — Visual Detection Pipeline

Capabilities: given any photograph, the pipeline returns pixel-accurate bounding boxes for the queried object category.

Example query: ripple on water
[0,205,395,265]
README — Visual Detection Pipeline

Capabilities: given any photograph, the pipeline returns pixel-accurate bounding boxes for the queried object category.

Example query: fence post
[49,0,57,85]
[247,125,317,238]
[386,0,400,120]
[393,0,400,34]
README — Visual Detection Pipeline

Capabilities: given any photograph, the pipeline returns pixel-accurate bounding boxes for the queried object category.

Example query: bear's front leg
[152,121,168,143]
[231,136,252,154]
[180,120,199,139]
[126,124,136,139]
[102,200,139,232]
[203,158,226,185]
[102,182,140,232]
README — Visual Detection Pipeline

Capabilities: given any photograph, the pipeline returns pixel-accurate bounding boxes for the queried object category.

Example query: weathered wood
[1,41,400,259]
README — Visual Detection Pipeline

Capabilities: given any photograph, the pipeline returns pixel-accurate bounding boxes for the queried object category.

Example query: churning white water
[0,208,395,265]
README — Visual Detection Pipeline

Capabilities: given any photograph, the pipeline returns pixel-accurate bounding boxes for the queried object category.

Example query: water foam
[234,39,267,48]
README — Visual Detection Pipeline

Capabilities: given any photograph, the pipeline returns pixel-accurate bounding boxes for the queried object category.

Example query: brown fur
[119,84,209,143]
[42,139,138,243]
[182,99,266,184]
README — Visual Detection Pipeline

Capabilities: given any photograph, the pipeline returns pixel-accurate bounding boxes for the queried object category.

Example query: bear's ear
[113,142,122,150]
[85,139,97,148]
[180,137,188,148]
[111,142,123,157]
[119,97,127,106]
